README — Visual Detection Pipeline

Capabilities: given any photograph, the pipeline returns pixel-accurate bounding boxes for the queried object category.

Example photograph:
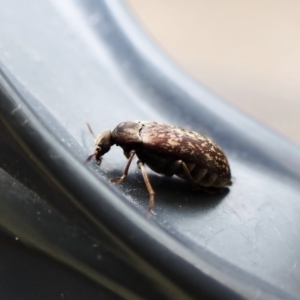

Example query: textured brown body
[88,120,232,213]
[112,121,231,188]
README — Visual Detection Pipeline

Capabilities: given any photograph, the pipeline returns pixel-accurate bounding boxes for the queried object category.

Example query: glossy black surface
[0,1,300,299]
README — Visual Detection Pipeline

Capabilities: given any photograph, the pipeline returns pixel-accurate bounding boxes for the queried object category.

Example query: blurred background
[126,0,300,146]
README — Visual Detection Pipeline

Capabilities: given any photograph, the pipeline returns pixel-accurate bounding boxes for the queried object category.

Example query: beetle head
[86,130,112,165]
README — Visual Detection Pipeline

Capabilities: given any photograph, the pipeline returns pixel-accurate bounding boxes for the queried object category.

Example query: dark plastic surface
[1,1,300,299]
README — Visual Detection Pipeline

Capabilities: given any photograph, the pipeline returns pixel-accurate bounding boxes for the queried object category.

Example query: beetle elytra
[87,121,232,213]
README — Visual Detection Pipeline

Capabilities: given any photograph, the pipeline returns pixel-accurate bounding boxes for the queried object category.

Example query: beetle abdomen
[139,121,231,182]
[176,163,231,187]
[137,150,231,188]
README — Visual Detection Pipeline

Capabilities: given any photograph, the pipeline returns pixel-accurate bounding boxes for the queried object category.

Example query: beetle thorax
[111,121,143,147]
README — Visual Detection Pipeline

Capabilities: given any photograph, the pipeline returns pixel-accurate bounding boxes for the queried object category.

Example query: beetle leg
[191,166,208,184]
[164,160,199,187]
[179,161,210,190]
[199,173,218,187]
[137,160,155,214]
[110,150,136,184]
[178,161,199,188]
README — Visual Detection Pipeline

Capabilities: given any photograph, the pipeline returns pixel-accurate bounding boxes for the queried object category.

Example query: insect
[87,121,232,213]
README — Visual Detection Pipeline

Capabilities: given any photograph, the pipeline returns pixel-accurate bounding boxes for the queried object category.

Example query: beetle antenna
[86,123,96,139]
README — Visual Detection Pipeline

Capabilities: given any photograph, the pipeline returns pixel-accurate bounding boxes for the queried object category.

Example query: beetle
[87,121,232,213]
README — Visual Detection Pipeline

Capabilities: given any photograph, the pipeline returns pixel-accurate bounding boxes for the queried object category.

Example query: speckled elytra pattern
[139,121,230,179]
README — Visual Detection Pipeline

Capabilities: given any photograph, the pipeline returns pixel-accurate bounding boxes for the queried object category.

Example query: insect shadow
[149,174,229,210]
[104,168,229,212]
